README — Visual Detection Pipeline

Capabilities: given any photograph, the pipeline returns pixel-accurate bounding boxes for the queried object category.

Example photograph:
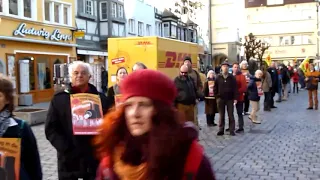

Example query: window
[146,24,151,36]
[171,25,177,38]
[24,0,31,18]
[129,19,135,34]
[163,23,169,37]
[267,0,283,5]
[0,0,2,12]
[177,28,181,40]
[138,22,144,36]
[279,36,291,46]
[112,23,125,36]
[100,2,108,20]
[9,0,18,15]
[155,22,162,36]
[302,35,312,44]
[5,0,35,18]
[44,1,72,26]
[85,0,93,15]
[118,4,123,18]
[111,2,116,17]
[181,29,185,41]
[291,35,302,45]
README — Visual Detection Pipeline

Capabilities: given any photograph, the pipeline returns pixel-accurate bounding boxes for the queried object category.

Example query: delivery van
[108,36,202,87]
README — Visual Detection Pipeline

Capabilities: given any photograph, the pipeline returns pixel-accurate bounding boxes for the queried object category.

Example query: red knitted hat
[120,69,177,105]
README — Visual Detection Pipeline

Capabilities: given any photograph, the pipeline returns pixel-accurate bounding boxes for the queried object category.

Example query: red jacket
[292,72,299,83]
[234,72,247,102]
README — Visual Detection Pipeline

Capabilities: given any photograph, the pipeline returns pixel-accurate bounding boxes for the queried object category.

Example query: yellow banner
[299,56,310,73]
[265,53,271,66]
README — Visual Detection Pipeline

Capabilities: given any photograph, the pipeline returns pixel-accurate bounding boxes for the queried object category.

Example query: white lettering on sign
[13,23,72,42]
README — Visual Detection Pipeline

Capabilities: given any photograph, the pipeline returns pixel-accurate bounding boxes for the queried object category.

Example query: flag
[299,56,310,73]
[265,53,271,66]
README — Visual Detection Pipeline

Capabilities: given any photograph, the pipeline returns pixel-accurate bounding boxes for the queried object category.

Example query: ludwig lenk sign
[13,23,72,42]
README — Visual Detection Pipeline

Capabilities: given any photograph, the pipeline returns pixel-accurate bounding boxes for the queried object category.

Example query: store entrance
[16,53,67,103]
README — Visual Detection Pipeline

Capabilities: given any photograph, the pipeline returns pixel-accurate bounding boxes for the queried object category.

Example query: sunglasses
[180,71,188,75]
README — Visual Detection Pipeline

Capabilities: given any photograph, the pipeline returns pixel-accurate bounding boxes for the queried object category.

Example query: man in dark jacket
[174,65,198,126]
[45,61,112,180]
[267,62,279,108]
[214,61,238,136]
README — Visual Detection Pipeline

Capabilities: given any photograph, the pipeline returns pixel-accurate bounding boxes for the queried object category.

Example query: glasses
[180,71,188,75]
[73,71,88,76]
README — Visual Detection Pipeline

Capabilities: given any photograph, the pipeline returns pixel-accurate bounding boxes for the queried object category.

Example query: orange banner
[0,138,21,180]
[70,93,103,135]
[115,94,125,107]
[208,81,215,96]
[256,82,263,96]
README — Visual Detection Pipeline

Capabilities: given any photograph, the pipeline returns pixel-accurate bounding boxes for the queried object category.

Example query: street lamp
[315,0,320,59]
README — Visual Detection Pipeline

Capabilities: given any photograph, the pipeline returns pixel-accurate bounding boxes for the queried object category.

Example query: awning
[77,49,108,56]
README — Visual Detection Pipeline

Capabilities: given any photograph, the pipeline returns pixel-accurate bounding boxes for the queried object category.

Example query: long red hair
[94,101,190,179]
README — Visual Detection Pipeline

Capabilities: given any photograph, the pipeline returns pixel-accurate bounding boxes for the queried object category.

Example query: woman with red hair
[94,69,215,180]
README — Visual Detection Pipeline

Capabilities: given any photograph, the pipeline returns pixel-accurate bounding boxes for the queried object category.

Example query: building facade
[245,0,317,62]
[210,0,245,65]
[75,0,126,68]
[125,0,155,37]
[0,0,77,103]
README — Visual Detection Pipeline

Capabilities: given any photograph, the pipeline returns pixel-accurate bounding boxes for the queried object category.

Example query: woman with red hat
[94,69,215,180]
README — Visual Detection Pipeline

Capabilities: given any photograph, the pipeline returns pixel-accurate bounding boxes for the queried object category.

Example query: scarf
[0,109,11,137]
[113,144,147,180]
[113,84,121,95]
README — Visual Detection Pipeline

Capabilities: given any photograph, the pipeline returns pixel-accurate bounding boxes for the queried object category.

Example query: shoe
[230,132,236,136]
[271,106,277,108]
[235,129,244,133]
[217,131,224,136]
[252,120,261,124]
[226,128,230,131]
[307,107,313,110]
[276,100,281,103]
[264,109,271,112]
[212,123,217,126]
[243,112,249,116]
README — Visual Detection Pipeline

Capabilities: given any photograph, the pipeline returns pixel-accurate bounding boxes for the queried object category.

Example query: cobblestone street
[32,90,320,180]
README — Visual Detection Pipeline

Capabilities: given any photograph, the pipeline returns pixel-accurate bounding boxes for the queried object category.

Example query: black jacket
[45,83,112,179]
[214,74,238,100]
[174,76,197,105]
[3,119,42,180]
[267,67,279,92]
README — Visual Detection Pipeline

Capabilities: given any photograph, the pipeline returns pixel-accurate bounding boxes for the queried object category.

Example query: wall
[124,0,155,37]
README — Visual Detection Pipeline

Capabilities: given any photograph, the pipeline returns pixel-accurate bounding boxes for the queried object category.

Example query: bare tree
[243,33,270,70]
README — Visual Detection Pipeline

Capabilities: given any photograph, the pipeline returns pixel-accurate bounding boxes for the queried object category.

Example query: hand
[305,77,309,81]
[234,100,237,105]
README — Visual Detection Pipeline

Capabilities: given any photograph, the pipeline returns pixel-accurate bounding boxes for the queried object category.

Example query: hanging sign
[13,23,72,42]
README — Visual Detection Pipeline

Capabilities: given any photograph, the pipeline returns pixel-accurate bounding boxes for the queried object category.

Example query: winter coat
[248,77,262,101]
[174,76,197,105]
[267,67,279,92]
[95,123,216,180]
[262,72,272,92]
[292,72,299,83]
[214,74,238,100]
[305,71,320,90]
[3,118,42,180]
[203,79,218,115]
[45,83,112,179]
[234,72,247,101]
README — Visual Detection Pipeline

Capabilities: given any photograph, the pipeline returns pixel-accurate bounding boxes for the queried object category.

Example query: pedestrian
[107,67,128,106]
[276,65,283,102]
[248,70,264,124]
[94,69,216,180]
[292,68,299,93]
[174,65,198,126]
[203,70,218,126]
[262,64,272,111]
[267,62,279,108]
[132,62,147,72]
[232,63,247,133]
[0,74,42,180]
[240,60,251,115]
[45,61,112,180]
[280,65,290,101]
[214,61,238,136]
[305,64,320,110]
[101,67,108,94]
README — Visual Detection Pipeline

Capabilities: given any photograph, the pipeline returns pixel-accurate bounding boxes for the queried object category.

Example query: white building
[245,0,317,63]
[125,0,155,37]
[210,0,246,65]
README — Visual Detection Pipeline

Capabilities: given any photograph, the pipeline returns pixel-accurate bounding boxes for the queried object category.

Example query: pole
[208,0,213,67]
[317,4,319,59]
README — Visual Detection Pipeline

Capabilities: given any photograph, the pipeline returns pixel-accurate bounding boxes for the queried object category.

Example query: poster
[208,81,215,97]
[70,93,103,135]
[0,138,21,180]
[115,95,124,107]
[241,70,250,83]
[256,82,263,96]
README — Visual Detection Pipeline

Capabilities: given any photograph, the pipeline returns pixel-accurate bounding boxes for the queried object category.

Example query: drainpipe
[208,0,213,67]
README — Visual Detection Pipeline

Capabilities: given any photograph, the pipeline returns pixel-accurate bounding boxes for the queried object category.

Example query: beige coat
[262,72,272,92]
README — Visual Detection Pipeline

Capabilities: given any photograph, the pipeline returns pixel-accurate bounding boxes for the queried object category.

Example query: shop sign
[13,23,72,42]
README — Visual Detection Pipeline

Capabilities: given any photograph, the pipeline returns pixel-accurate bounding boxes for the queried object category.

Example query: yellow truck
[108,36,203,87]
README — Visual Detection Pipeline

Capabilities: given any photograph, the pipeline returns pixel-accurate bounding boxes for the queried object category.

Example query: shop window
[24,0,31,18]
[146,24,151,36]
[163,23,169,37]
[128,19,135,34]
[6,0,35,19]
[112,23,125,36]
[37,56,51,90]
[171,25,177,38]
[45,0,72,26]
[100,1,108,20]
[9,0,18,15]
[0,60,4,74]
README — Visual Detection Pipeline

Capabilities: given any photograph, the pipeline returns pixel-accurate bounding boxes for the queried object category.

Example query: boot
[210,114,217,126]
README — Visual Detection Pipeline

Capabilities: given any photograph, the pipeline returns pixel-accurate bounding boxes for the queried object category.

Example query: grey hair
[206,70,215,78]
[68,61,93,79]
[255,69,263,76]
[133,62,147,70]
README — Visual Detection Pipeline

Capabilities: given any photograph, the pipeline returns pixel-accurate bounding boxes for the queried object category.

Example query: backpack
[96,140,204,180]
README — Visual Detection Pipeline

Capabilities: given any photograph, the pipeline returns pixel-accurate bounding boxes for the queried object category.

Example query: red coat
[235,72,247,102]
[292,72,299,83]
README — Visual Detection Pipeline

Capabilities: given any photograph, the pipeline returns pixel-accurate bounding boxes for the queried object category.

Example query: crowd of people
[0,56,319,180]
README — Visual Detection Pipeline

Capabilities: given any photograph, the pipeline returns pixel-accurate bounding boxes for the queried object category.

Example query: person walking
[203,70,218,126]
[292,68,299,93]
[214,61,238,136]
[262,64,272,111]
[240,61,251,115]
[305,64,320,110]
